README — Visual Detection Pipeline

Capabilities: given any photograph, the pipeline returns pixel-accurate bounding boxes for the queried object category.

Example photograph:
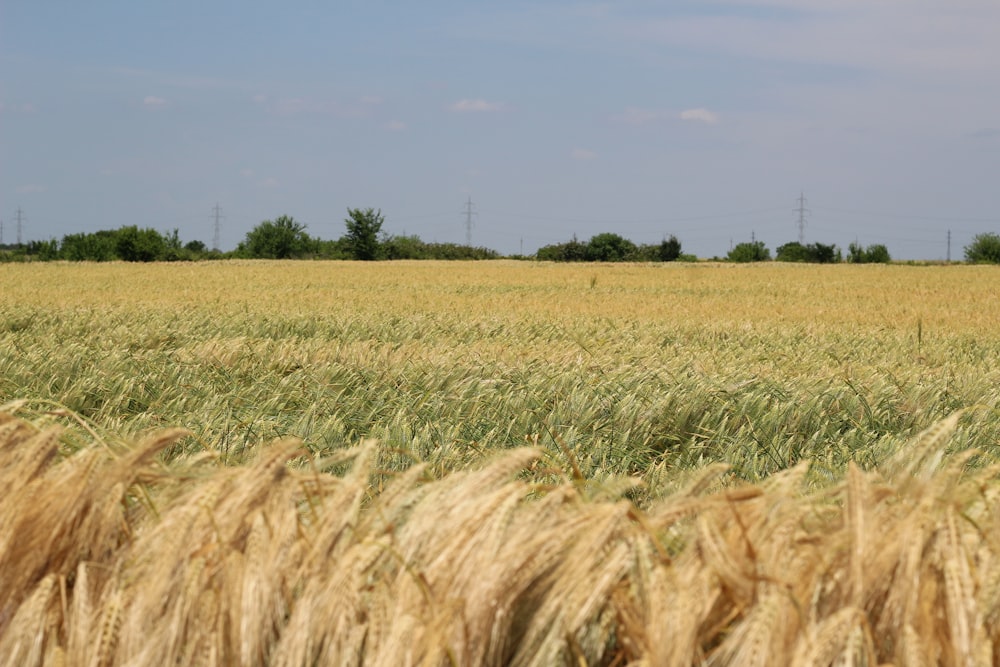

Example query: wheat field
[2,260,1000,664]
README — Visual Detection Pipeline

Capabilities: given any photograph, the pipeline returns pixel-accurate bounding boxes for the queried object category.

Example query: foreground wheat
[0,406,998,666]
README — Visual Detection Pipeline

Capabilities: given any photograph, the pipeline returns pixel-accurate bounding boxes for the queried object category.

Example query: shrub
[585,233,637,262]
[777,242,841,263]
[965,233,1000,264]
[382,234,427,259]
[116,226,169,262]
[25,239,60,261]
[775,242,810,262]
[422,242,500,260]
[238,216,317,259]
[60,230,120,261]
[847,242,891,264]
[537,237,588,262]
[728,241,770,262]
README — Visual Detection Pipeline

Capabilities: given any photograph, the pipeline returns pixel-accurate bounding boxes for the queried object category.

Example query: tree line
[719,234,1000,264]
[535,233,694,262]
[5,208,1000,263]
[722,240,891,264]
[535,235,890,264]
[0,209,498,262]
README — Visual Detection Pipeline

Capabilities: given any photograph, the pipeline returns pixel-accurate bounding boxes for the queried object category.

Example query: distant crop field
[3,260,1000,664]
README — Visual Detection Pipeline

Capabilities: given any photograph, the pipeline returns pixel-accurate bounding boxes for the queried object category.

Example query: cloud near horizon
[571,148,597,160]
[142,95,166,108]
[449,99,503,112]
[679,108,720,124]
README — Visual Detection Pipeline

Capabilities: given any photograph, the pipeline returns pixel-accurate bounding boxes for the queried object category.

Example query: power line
[390,212,455,222]
[812,205,1000,223]
[491,207,785,225]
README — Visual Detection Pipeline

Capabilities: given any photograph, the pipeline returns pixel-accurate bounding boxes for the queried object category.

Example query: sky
[1,1,998,259]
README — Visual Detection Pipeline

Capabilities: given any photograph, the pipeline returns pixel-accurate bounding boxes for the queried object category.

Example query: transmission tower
[794,192,809,243]
[15,207,24,245]
[211,203,225,252]
[463,196,477,246]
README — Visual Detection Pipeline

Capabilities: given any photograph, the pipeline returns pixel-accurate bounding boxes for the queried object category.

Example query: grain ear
[1,399,999,666]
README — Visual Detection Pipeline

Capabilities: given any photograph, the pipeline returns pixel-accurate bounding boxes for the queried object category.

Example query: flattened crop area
[2,261,999,484]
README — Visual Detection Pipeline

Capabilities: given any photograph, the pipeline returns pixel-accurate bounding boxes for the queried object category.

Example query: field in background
[2,260,1000,492]
[3,260,1000,664]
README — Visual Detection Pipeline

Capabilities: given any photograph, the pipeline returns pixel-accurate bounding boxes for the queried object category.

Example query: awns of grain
[1,410,999,666]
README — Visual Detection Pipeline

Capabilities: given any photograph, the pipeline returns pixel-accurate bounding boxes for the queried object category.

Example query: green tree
[116,226,167,262]
[537,236,587,262]
[586,233,636,262]
[239,215,315,259]
[847,242,865,263]
[344,208,385,260]
[965,233,1000,263]
[60,230,119,261]
[809,242,840,263]
[776,242,810,262]
[728,241,770,262]
[777,241,840,263]
[25,239,60,260]
[865,244,890,263]
[865,243,892,264]
[658,235,682,262]
[848,242,891,264]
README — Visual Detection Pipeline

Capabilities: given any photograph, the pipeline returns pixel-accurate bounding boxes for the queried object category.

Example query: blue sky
[2,1,998,258]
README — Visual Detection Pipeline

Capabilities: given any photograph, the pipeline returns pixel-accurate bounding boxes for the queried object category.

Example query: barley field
[2,260,1000,664]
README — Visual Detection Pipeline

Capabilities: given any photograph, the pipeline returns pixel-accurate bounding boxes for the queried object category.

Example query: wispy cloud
[571,148,597,160]
[386,120,407,131]
[614,107,670,125]
[16,184,45,194]
[142,95,166,108]
[611,4,1000,80]
[679,108,720,124]
[449,99,503,113]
